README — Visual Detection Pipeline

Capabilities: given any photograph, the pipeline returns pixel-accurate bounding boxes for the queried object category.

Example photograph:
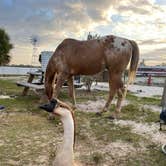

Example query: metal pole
[161,79,166,110]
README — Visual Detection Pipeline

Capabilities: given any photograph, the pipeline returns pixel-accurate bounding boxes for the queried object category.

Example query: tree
[0,28,13,65]
[82,32,100,92]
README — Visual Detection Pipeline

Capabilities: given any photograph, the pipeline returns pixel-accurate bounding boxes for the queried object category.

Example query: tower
[30,36,39,67]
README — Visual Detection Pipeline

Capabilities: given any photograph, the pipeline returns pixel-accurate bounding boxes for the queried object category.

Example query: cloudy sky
[0,0,166,66]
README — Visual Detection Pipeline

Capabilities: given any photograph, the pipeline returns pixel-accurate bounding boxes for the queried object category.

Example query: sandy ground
[142,104,161,113]
[77,99,129,113]
[0,95,11,99]
[114,120,166,145]
[80,82,164,98]
[127,84,163,97]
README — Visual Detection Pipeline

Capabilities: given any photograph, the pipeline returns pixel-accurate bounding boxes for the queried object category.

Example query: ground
[0,77,166,166]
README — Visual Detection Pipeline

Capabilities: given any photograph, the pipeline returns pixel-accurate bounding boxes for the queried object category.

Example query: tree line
[0,28,13,66]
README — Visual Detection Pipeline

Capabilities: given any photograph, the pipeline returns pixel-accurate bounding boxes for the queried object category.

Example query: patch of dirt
[142,104,161,113]
[0,95,11,99]
[77,99,106,112]
[77,99,166,146]
[77,99,130,113]
[103,141,137,157]
[114,120,166,145]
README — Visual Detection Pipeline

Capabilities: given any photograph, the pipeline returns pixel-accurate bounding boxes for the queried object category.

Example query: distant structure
[30,36,39,67]
[140,59,146,67]
[137,65,166,77]
[40,51,53,71]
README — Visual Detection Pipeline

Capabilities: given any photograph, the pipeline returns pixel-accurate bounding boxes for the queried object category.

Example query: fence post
[147,75,152,86]
[161,79,166,110]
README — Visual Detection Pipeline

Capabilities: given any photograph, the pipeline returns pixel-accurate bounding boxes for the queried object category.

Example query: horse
[44,35,139,118]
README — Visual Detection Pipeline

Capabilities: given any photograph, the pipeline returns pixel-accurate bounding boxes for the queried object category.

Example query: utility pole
[161,79,166,110]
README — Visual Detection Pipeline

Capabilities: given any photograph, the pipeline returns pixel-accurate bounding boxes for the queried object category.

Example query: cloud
[0,0,165,65]
[139,39,166,45]
[143,47,166,58]
[141,47,166,66]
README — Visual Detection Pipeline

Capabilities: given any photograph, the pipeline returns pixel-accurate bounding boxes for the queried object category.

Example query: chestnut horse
[45,35,139,118]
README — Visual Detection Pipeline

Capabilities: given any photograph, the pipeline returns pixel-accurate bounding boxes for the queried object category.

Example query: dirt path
[77,99,130,113]
[114,120,166,145]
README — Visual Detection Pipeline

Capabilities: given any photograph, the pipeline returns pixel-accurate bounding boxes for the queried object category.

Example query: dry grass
[0,78,166,166]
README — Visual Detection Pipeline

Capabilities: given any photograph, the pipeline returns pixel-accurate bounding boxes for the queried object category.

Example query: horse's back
[55,38,105,75]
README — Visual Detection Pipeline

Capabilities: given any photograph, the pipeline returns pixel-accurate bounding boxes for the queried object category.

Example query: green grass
[126,92,161,105]
[59,88,108,103]
[0,79,23,95]
[0,113,60,165]
[119,104,159,123]
[0,78,165,166]
[126,144,166,166]
[76,111,146,145]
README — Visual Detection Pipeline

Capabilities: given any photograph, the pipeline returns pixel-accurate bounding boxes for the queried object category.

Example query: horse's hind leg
[67,76,76,107]
[115,86,126,118]
[98,75,117,115]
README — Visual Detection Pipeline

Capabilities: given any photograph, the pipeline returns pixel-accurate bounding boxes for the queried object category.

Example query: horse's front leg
[114,87,126,118]
[54,73,69,98]
[67,76,76,108]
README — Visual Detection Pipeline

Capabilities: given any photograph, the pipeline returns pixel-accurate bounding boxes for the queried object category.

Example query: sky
[0,0,166,66]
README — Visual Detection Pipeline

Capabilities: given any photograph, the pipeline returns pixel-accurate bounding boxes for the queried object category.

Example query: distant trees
[87,32,100,40]
[82,32,101,92]
[0,28,13,65]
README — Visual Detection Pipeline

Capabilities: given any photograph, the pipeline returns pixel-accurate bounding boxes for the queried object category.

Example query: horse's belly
[71,62,104,75]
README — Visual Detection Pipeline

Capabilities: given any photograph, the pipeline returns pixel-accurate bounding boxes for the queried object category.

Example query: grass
[0,113,60,165]
[0,79,23,95]
[126,92,161,105]
[0,78,165,165]
[119,104,159,123]
[59,88,108,103]
[126,144,166,166]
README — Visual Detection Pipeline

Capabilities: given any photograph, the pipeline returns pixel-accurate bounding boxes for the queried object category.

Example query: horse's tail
[123,40,139,99]
[128,40,139,84]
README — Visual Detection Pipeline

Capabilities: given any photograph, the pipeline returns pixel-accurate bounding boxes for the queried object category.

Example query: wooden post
[147,74,152,86]
[161,79,166,110]
[22,74,35,96]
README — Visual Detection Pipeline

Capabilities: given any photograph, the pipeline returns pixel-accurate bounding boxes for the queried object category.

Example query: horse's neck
[53,112,74,166]
[45,57,58,82]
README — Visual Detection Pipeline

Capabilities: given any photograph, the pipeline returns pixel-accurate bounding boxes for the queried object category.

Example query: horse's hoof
[96,112,102,116]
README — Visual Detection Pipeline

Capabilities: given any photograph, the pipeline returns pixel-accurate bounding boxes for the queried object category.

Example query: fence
[0,66,40,76]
